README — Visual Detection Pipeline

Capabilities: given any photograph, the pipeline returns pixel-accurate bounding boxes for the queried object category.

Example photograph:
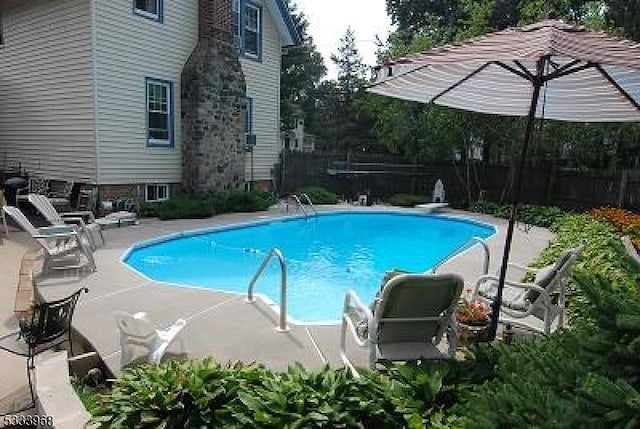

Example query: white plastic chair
[415,179,449,212]
[114,311,187,368]
[3,206,96,273]
[28,194,104,250]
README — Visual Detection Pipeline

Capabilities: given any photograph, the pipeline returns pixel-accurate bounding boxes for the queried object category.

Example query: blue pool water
[124,212,495,322]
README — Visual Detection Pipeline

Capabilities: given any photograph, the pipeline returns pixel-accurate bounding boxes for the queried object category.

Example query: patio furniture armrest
[16,186,29,195]
[506,262,539,274]
[60,216,88,228]
[340,290,374,377]
[446,318,458,356]
[60,211,96,222]
[33,226,78,239]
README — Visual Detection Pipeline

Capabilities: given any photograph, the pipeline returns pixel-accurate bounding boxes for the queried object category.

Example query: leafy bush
[93,360,461,428]
[456,274,640,428]
[222,190,275,213]
[388,193,429,207]
[144,191,275,220]
[469,201,565,228]
[591,206,640,249]
[153,195,216,220]
[296,186,339,204]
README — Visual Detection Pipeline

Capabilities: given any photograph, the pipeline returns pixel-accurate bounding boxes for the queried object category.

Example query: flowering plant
[455,298,490,326]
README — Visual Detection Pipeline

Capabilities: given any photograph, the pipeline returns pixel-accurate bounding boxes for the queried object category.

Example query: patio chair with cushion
[28,193,104,250]
[3,206,96,273]
[471,247,582,335]
[114,311,187,369]
[15,177,49,208]
[340,273,463,376]
[0,287,88,410]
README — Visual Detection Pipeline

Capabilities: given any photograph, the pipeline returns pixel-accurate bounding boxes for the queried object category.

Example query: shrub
[145,191,275,220]
[388,193,429,207]
[296,186,338,204]
[591,206,640,249]
[154,195,215,220]
[469,201,564,228]
[222,190,275,213]
[93,360,455,428]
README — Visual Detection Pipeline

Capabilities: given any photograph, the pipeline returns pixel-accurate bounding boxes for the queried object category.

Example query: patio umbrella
[368,15,640,340]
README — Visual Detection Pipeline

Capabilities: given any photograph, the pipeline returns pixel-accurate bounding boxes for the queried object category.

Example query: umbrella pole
[488,72,544,341]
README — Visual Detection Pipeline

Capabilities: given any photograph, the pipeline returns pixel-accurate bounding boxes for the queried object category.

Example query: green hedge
[296,186,339,205]
[142,191,276,220]
[469,201,565,228]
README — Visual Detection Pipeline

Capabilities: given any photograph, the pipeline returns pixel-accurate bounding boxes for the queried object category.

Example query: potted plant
[455,296,491,346]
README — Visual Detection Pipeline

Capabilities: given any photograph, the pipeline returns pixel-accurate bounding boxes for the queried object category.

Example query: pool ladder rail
[285,193,317,218]
[429,236,490,275]
[247,247,289,332]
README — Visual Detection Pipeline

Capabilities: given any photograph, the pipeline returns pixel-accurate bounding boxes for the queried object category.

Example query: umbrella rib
[513,61,535,80]
[495,61,532,81]
[430,61,530,104]
[594,64,640,112]
[544,62,596,82]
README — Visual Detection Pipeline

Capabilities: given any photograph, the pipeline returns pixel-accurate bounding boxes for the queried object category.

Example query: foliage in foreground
[141,191,276,220]
[457,273,640,429]
[295,186,339,204]
[92,360,461,428]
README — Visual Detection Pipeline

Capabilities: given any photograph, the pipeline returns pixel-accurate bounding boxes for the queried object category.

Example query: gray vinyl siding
[93,0,198,185]
[241,2,282,184]
[0,0,96,182]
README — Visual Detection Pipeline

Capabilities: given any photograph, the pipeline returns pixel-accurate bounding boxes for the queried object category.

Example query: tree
[330,27,368,97]
[280,0,326,131]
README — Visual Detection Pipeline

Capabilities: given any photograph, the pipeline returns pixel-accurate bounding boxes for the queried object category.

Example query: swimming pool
[124,211,495,323]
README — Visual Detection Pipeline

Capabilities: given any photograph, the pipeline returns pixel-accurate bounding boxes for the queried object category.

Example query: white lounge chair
[114,311,186,368]
[415,179,449,212]
[1,189,8,236]
[28,194,104,250]
[15,177,49,208]
[3,206,96,273]
[340,273,463,376]
[472,247,582,335]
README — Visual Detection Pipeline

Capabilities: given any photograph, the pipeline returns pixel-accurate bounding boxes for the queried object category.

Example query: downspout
[90,0,101,188]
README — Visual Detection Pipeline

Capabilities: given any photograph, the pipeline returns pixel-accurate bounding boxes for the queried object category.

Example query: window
[241,97,253,135]
[146,184,169,202]
[0,12,4,45]
[133,0,162,22]
[232,0,241,39]
[243,3,261,59]
[146,78,173,147]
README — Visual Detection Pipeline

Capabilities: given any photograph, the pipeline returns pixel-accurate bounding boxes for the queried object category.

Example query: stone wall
[181,0,247,194]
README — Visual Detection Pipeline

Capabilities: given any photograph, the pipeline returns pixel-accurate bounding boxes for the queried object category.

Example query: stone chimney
[181,0,247,193]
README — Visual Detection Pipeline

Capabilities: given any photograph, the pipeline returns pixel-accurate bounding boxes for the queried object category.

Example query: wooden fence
[276,151,640,210]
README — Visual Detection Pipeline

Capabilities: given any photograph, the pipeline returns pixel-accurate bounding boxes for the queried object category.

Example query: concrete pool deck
[1,205,554,397]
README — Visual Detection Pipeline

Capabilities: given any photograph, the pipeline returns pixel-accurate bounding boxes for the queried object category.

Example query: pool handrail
[299,193,318,216]
[288,195,308,218]
[429,236,490,275]
[247,248,289,332]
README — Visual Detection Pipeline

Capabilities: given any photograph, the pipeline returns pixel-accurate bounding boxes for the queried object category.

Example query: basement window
[146,184,169,202]
[133,0,163,22]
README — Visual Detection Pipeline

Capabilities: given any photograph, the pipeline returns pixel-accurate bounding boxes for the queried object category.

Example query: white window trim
[145,184,170,202]
[134,0,160,20]
[146,79,172,147]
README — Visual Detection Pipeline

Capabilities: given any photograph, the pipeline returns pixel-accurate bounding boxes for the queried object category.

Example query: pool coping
[118,210,498,326]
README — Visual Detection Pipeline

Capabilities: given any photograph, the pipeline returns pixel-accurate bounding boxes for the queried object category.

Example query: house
[281,113,316,153]
[0,0,299,204]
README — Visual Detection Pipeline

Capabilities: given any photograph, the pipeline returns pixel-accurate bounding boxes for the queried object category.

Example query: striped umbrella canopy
[367,17,640,340]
